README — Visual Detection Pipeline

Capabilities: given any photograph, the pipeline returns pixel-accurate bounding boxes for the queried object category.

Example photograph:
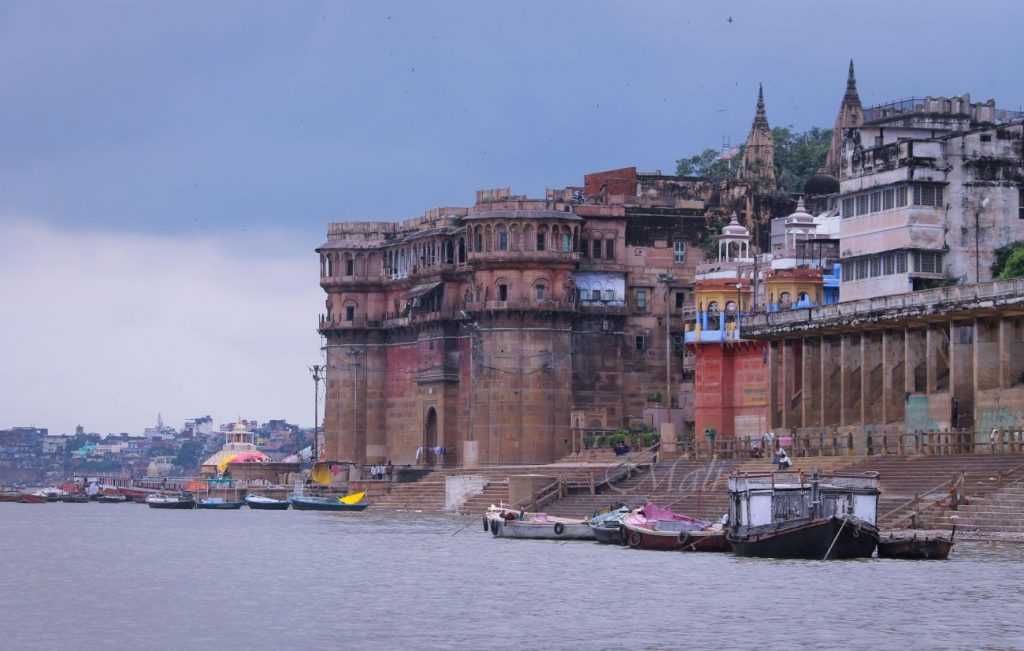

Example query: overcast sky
[2,1,1022,435]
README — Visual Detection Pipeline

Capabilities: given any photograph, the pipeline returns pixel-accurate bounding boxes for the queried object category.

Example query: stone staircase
[922,480,1024,533]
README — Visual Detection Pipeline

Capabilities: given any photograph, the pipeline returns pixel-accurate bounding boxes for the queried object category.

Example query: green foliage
[64,433,101,458]
[174,439,206,471]
[646,392,662,403]
[996,246,1024,280]
[771,126,833,192]
[991,242,1024,278]
[700,216,726,260]
[675,148,737,182]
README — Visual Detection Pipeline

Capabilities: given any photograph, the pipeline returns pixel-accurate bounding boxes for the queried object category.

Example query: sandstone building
[317,169,719,467]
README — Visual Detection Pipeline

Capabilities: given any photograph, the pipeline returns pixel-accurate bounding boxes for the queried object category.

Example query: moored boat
[245,494,290,510]
[146,493,197,509]
[289,493,369,511]
[61,493,90,503]
[727,470,881,559]
[485,505,594,540]
[18,492,49,504]
[588,505,631,545]
[196,497,244,510]
[97,494,128,503]
[619,503,729,552]
[877,529,954,560]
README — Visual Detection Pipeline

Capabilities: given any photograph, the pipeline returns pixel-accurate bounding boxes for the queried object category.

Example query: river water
[1,503,1022,650]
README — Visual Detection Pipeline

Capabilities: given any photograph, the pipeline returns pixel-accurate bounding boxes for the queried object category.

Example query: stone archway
[424,407,438,467]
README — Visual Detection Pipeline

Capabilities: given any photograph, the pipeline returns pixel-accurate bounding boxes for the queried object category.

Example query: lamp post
[309,364,324,466]
[657,274,675,425]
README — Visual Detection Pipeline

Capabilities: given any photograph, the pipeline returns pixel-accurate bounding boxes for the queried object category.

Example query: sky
[2,1,1022,435]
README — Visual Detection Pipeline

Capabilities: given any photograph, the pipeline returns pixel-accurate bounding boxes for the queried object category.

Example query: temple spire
[736,84,775,184]
[825,60,864,178]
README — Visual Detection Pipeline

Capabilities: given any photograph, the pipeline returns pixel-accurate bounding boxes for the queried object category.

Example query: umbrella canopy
[216,454,238,473]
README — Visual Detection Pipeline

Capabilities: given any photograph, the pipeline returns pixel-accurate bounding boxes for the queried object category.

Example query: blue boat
[196,497,244,510]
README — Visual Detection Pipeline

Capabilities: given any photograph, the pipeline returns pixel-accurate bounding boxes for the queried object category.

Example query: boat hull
[146,497,197,509]
[622,523,730,552]
[592,523,624,545]
[245,497,290,510]
[488,518,594,540]
[61,494,90,503]
[289,497,369,511]
[877,536,953,560]
[18,493,48,504]
[729,517,878,559]
[197,501,245,510]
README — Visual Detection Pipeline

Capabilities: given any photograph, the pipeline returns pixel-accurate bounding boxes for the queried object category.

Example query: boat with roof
[726,470,880,559]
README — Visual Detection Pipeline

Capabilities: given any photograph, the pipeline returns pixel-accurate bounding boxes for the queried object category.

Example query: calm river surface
[1,503,1022,650]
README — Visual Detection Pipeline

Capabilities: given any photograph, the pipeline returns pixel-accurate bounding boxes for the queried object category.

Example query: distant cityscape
[0,415,312,485]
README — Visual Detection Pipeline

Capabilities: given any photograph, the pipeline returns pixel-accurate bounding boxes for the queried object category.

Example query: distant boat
[97,494,128,504]
[484,505,594,540]
[244,494,290,510]
[289,492,369,511]
[196,497,244,510]
[18,493,49,504]
[877,529,955,560]
[61,494,90,504]
[146,493,197,509]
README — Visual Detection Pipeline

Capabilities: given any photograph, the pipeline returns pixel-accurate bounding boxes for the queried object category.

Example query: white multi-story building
[836,94,1024,301]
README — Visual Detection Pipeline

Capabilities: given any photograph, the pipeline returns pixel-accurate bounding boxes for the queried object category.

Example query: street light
[657,273,675,425]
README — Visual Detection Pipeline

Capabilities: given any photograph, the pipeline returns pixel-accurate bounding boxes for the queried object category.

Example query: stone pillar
[1000,316,1024,389]
[821,335,840,427]
[862,332,882,427]
[949,319,975,431]
[768,340,780,429]
[781,339,799,429]
[883,329,906,424]
[802,336,821,428]
[840,333,860,426]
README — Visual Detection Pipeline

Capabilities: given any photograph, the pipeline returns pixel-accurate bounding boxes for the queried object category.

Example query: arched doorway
[424,407,438,467]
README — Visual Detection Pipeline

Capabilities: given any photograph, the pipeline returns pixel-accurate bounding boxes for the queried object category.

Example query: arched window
[458,238,466,263]
[325,255,333,277]
[484,225,493,252]
[497,281,509,302]
[510,224,520,251]
[344,300,357,322]
[779,292,792,309]
[497,224,508,251]
[535,281,547,301]
[707,301,720,330]
[523,224,535,251]
[561,227,572,253]
[474,226,483,252]
[445,239,454,264]
[536,226,548,252]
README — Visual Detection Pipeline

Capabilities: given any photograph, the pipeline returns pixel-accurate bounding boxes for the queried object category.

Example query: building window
[870,192,881,213]
[883,253,895,276]
[604,289,614,302]
[636,290,647,310]
[870,256,881,277]
[674,241,686,264]
[897,252,908,273]
[842,197,854,217]
[883,189,894,210]
[345,259,354,276]
[345,305,355,322]
[1019,188,1024,219]
[842,264,852,282]
[498,284,509,301]
[605,239,615,260]
[896,186,908,207]
[563,233,572,252]
[856,194,869,216]
[536,232,546,251]
[635,335,646,352]
[675,292,685,308]
[913,251,942,274]
[535,284,546,300]
[498,231,508,251]
[592,239,602,259]
[856,259,869,280]
[591,289,601,301]
[913,184,942,207]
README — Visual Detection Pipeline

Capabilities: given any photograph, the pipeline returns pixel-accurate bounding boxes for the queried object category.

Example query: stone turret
[736,84,776,184]
[825,60,864,178]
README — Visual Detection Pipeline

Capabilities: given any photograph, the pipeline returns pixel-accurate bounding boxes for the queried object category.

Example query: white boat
[244,493,290,510]
[145,493,197,509]
[484,505,594,540]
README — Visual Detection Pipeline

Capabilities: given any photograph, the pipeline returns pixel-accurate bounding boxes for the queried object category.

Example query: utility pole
[309,364,324,465]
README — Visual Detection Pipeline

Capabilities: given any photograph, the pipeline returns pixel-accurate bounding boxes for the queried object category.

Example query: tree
[676,148,735,182]
[992,241,1024,278]
[771,126,833,192]
[997,247,1024,280]
[174,439,205,472]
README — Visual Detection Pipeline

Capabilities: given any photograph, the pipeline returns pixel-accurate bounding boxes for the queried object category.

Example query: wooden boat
[97,494,128,503]
[0,492,23,503]
[727,471,881,559]
[619,503,730,552]
[245,494,290,510]
[61,493,90,503]
[877,529,955,560]
[146,493,197,509]
[289,494,369,511]
[587,505,631,545]
[485,505,594,540]
[196,497,244,510]
[18,492,49,504]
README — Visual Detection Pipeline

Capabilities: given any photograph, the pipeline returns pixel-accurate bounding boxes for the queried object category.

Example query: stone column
[949,319,974,432]
[768,340,780,429]
[802,336,821,428]
[883,329,905,424]
[821,335,840,427]
[840,333,860,426]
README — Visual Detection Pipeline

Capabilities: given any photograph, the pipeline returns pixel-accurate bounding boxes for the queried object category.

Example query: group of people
[748,432,790,469]
[612,440,631,456]
[369,461,394,481]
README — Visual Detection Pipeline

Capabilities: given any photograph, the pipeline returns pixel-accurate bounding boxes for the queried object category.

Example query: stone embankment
[367,453,1024,540]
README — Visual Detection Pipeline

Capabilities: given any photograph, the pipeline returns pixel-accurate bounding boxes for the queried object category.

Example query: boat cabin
[727,471,880,532]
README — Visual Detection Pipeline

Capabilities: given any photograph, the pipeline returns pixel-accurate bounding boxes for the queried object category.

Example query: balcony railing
[740,277,1024,334]
[468,249,580,264]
